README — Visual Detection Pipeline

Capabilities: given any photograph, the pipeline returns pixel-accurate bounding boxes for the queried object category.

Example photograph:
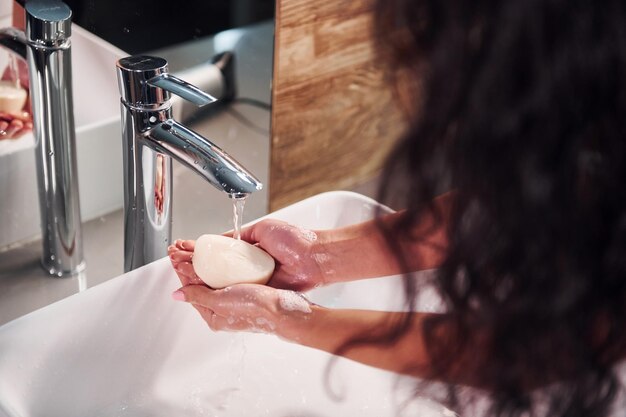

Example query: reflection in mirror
[65,0,274,54]
[0,0,275,325]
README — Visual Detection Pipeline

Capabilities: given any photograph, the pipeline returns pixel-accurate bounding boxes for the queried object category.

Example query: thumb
[222,224,256,243]
[237,223,260,244]
[172,284,216,308]
[239,219,280,245]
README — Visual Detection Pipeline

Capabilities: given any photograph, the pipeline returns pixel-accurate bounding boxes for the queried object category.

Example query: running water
[231,193,248,240]
[8,55,20,89]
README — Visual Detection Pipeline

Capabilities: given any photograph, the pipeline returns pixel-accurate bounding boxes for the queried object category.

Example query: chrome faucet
[0,0,84,277]
[116,55,262,272]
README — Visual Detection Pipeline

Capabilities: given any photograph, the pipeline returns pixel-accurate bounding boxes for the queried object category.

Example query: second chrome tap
[116,55,262,272]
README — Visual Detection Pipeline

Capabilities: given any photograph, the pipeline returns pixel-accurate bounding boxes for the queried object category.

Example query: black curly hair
[372,0,626,415]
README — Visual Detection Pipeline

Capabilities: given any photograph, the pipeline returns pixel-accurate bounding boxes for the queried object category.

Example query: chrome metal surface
[116,55,169,108]
[0,27,27,57]
[24,0,72,44]
[117,55,262,272]
[148,73,217,106]
[0,0,84,277]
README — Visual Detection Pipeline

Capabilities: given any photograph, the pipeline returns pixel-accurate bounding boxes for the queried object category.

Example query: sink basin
[0,191,450,417]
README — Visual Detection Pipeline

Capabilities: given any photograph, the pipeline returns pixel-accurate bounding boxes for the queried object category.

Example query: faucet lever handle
[117,55,217,108]
[147,73,217,107]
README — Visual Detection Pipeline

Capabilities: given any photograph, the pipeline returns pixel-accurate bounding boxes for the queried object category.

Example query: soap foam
[255,317,276,331]
[298,228,318,242]
[312,252,330,264]
[278,291,312,313]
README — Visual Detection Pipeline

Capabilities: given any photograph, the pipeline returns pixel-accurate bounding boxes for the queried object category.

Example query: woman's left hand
[171,283,291,334]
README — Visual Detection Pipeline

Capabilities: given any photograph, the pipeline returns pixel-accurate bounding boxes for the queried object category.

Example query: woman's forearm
[277,305,487,386]
[287,307,432,375]
[314,192,452,284]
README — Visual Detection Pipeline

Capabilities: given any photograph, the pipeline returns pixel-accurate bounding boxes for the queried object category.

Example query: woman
[169,0,626,415]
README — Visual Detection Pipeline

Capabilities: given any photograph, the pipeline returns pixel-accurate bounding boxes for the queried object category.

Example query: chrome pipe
[0,0,84,277]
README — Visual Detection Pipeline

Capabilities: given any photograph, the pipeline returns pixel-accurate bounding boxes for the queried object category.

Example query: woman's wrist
[274,292,322,343]
[309,228,348,286]
[309,222,399,285]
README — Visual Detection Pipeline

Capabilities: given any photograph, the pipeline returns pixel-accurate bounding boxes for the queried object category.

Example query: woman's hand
[0,56,32,139]
[168,239,313,336]
[169,220,329,292]
[168,235,325,292]
[0,111,32,139]
[171,283,312,335]
[237,219,328,291]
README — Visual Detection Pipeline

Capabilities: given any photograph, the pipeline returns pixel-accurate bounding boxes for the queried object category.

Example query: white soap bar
[192,234,275,289]
[0,81,27,113]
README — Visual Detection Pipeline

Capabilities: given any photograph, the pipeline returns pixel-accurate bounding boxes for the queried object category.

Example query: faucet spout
[146,119,262,195]
[0,27,27,59]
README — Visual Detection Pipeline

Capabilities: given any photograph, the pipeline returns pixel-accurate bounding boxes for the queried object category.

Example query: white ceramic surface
[0,191,450,417]
[0,21,125,248]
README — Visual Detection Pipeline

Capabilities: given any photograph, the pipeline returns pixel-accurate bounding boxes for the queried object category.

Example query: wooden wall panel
[270,0,406,210]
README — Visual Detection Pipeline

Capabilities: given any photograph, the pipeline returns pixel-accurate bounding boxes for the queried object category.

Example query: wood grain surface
[270,0,406,210]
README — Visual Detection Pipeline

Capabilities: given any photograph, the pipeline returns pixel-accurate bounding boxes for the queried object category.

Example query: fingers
[168,253,201,286]
[167,239,196,262]
[266,273,311,292]
[0,111,32,139]
[168,246,192,263]
[175,262,204,286]
[5,118,23,137]
[189,303,228,332]
[237,225,255,242]
[238,220,272,244]
[168,239,203,286]
[194,304,219,331]
[0,120,8,137]
[176,291,226,331]
[0,111,31,122]
[172,284,217,309]
[12,120,32,138]
[177,239,195,251]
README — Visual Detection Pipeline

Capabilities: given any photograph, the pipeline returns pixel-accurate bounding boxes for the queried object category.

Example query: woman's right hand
[0,111,32,139]
[237,219,329,291]
[168,220,329,292]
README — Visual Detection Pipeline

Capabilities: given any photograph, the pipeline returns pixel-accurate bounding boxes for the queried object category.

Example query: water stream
[8,54,20,89]
[228,193,250,409]
[231,193,248,240]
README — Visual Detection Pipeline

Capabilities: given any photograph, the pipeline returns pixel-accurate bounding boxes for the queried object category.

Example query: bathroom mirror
[0,0,275,325]
[66,0,274,54]
[67,0,275,229]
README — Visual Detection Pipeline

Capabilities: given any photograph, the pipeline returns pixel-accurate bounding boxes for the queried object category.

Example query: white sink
[0,191,450,417]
